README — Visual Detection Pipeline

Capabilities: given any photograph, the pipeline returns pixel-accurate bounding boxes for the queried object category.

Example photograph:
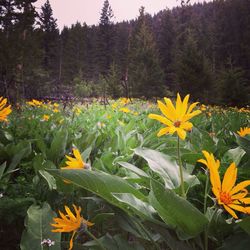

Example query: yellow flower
[53,108,59,113]
[112,102,118,110]
[120,107,130,113]
[74,107,81,116]
[237,127,250,137]
[198,151,250,219]
[119,97,130,105]
[27,99,43,107]
[201,104,207,111]
[51,204,94,250]
[0,97,12,121]
[53,103,59,108]
[62,149,85,170]
[42,114,50,121]
[148,93,201,140]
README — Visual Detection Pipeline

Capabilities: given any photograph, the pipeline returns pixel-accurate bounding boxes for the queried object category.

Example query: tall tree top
[39,0,57,32]
[99,0,114,26]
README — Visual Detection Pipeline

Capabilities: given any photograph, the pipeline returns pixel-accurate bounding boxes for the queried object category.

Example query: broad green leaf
[39,170,57,190]
[20,202,61,250]
[7,141,31,173]
[235,134,250,154]
[238,216,250,235]
[83,233,144,250]
[149,179,208,239]
[48,169,147,216]
[0,162,6,180]
[134,147,179,189]
[112,193,156,220]
[134,148,198,190]
[117,161,149,178]
[223,147,245,166]
[48,129,68,163]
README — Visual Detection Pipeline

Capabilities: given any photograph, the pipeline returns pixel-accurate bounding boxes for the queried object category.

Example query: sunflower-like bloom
[0,97,12,122]
[26,99,43,107]
[148,93,201,140]
[42,114,50,121]
[119,107,131,113]
[237,127,250,137]
[198,151,250,219]
[62,149,85,169]
[51,204,94,250]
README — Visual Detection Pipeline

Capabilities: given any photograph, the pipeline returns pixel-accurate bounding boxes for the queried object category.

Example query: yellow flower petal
[148,114,172,127]
[176,128,186,140]
[230,180,250,196]
[222,163,237,193]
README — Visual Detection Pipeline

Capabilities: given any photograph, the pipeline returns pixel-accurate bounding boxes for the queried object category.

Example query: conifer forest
[0,1,250,250]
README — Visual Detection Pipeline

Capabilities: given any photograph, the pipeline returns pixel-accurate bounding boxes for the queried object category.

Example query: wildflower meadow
[0,95,249,250]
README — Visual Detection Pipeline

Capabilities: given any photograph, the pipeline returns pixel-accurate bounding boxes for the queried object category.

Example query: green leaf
[117,161,149,178]
[134,147,179,189]
[223,147,245,166]
[235,134,250,154]
[238,216,250,235]
[39,170,57,190]
[134,148,198,190]
[112,193,156,220]
[48,129,68,163]
[20,202,61,250]
[0,162,6,180]
[7,141,32,173]
[48,169,147,217]
[149,179,208,239]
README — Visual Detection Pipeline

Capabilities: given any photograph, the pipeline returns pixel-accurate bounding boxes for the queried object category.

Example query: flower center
[174,120,181,127]
[220,191,232,204]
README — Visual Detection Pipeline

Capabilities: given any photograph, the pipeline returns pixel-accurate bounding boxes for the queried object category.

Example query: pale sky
[34,0,210,30]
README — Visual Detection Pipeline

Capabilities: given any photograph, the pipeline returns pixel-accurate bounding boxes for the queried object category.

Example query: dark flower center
[174,120,181,127]
[220,192,232,204]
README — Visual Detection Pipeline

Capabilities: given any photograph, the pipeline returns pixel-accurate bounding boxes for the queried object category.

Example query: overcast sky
[34,0,210,30]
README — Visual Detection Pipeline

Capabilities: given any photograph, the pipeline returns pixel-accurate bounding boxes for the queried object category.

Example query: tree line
[0,0,249,106]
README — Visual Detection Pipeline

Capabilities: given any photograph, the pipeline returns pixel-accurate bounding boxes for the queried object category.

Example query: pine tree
[39,0,59,78]
[128,7,165,98]
[97,0,115,75]
[173,29,213,101]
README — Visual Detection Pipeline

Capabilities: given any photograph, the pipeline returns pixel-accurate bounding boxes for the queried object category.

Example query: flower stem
[203,170,210,250]
[177,137,186,198]
[86,229,106,250]
[203,170,209,214]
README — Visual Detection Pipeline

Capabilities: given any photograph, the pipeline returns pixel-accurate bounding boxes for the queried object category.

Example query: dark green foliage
[0,0,250,105]
[128,7,165,98]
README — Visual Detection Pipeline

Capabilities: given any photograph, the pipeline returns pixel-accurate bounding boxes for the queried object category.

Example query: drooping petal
[69,231,76,250]
[228,204,247,214]
[223,204,238,219]
[176,128,186,140]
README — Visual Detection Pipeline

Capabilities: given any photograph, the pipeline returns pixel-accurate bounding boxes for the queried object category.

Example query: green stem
[177,137,186,198]
[203,171,209,214]
[86,229,106,250]
[135,220,161,250]
[203,171,210,250]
